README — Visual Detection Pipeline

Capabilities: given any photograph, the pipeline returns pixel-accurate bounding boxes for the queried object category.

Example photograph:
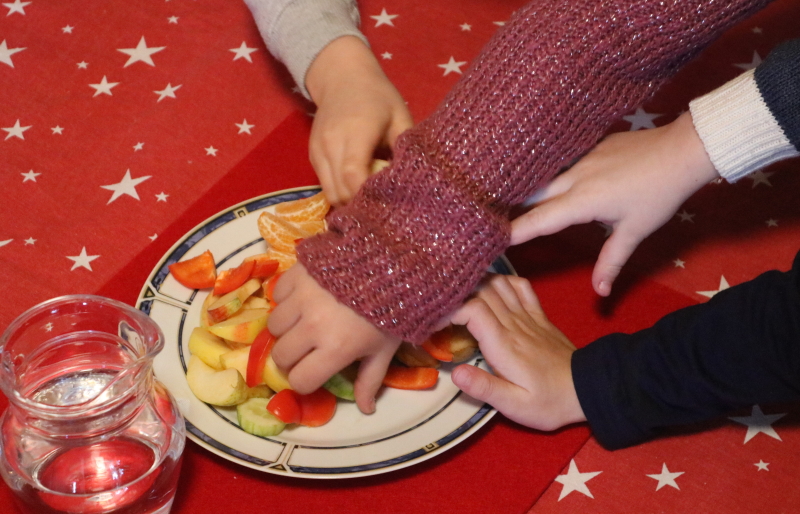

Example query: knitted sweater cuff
[689,69,799,183]
[246,0,368,99]
[298,133,510,343]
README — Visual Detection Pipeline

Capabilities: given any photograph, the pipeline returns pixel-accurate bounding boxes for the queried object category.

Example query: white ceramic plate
[136,186,514,479]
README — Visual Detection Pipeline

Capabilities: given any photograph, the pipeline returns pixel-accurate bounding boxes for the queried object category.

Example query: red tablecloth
[1,1,799,513]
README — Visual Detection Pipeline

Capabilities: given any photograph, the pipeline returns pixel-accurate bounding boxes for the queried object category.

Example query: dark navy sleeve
[572,249,800,450]
[754,38,800,151]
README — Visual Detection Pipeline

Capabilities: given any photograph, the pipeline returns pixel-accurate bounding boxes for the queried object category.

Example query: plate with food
[136,186,515,479]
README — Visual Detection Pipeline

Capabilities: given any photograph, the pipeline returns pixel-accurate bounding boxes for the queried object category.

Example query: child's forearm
[298,0,773,343]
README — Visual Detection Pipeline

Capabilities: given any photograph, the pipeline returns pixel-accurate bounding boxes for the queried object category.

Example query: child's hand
[450,274,585,431]
[306,36,413,206]
[267,263,402,414]
[511,111,719,296]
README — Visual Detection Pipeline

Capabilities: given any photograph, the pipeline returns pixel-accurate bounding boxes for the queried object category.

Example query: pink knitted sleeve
[297,0,771,343]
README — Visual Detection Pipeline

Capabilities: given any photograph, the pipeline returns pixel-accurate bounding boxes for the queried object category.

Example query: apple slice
[200,293,220,327]
[207,308,269,344]
[449,325,479,363]
[394,342,441,369]
[207,278,262,324]
[220,346,251,378]
[242,296,269,310]
[186,355,249,406]
[263,354,291,392]
[187,327,229,370]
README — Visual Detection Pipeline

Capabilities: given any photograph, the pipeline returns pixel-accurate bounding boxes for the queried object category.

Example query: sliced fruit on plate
[267,388,337,427]
[220,346,250,378]
[187,327,229,370]
[261,247,296,273]
[213,259,255,296]
[237,397,286,437]
[168,250,216,289]
[186,355,249,406]
[382,365,439,390]
[258,211,312,254]
[206,308,269,344]
[263,354,291,392]
[244,254,280,279]
[394,341,441,369]
[206,278,262,324]
[273,191,330,223]
[246,328,276,388]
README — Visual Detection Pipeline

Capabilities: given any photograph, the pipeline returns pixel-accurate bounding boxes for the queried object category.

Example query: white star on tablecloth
[697,276,730,299]
[371,8,398,27]
[735,51,762,71]
[3,0,30,16]
[230,42,258,62]
[154,83,181,102]
[493,21,506,26]
[118,36,165,67]
[766,219,778,227]
[752,27,763,34]
[205,146,218,156]
[236,119,254,134]
[168,16,179,24]
[438,56,467,76]
[747,170,774,187]
[67,247,100,271]
[554,460,602,500]
[100,169,151,204]
[0,40,24,67]
[89,76,119,97]
[0,239,12,248]
[676,209,695,222]
[62,25,74,33]
[623,107,662,130]
[21,170,40,182]
[460,23,472,31]
[24,237,35,245]
[3,119,31,140]
[730,405,785,443]
[673,258,686,268]
[77,61,88,69]
[755,460,770,471]
[51,125,63,134]
[381,51,392,60]
[149,234,158,241]
[134,142,144,151]
[646,463,684,491]
[156,192,169,202]
[44,322,53,332]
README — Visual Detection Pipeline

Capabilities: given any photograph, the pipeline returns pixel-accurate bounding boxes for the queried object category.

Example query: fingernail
[598,281,610,296]
[367,397,376,414]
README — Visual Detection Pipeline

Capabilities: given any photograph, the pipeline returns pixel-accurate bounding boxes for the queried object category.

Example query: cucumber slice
[237,398,286,437]
[323,373,355,401]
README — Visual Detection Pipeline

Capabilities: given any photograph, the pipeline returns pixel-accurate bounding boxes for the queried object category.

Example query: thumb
[592,226,641,296]
[451,364,521,416]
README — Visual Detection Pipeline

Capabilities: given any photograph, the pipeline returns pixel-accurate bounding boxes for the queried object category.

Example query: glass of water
[0,295,185,514]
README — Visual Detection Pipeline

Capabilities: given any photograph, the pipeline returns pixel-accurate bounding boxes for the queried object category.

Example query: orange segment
[258,211,311,254]
[273,192,330,223]
[263,247,297,272]
[294,219,326,236]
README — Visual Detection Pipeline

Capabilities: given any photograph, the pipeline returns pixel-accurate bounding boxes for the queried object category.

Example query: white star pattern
[438,56,467,76]
[730,405,785,444]
[697,276,730,299]
[752,26,763,34]
[623,107,662,130]
[154,83,182,102]
[89,76,119,97]
[3,0,30,16]
[673,258,686,268]
[646,463,684,491]
[24,237,35,245]
[44,322,53,332]
[100,169,151,204]
[51,125,64,134]
[381,51,392,60]
[118,36,165,67]
[493,21,506,26]
[460,23,472,31]
[734,51,762,71]
[168,16,179,24]
[0,39,25,67]
[67,247,100,271]
[205,146,218,156]
[77,61,88,69]
[236,119,254,134]
[149,234,158,241]
[0,239,12,248]
[133,142,144,151]
[156,192,169,202]
[755,460,770,471]
[676,209,695,222]
[748,170,774,188]
[62,25,74,34]
[230,42,258,62]
[554,460,602,500]
[21,170,40,182]
[3,119,31,140]
[371,8,398,27]
[766,219,778,227]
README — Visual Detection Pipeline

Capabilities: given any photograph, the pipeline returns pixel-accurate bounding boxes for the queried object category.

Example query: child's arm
[246,0,412,205]
[512,39,800,296]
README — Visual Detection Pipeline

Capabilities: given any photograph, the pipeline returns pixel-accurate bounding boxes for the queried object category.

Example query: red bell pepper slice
[246,255,280,279]
[168,250,216,289]
[267,389,302,424]
[382,366,439,390]
[264,271,283,306]
[246,328,276,388]
[421,328,454,362]
[213,259,255,296]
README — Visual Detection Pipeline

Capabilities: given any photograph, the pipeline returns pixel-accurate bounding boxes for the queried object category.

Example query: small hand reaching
[267,263,402,414]
[450,274,585,431]
[511,112,719,296]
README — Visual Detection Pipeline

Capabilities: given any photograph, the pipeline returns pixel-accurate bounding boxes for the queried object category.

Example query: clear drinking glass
[0,295,185,514]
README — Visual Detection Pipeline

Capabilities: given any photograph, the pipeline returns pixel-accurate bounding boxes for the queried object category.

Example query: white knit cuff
[247,0,368,99]
[689,69,799,183]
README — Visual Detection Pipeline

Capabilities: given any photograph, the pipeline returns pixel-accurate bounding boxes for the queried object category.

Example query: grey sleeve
[244,0,369,99]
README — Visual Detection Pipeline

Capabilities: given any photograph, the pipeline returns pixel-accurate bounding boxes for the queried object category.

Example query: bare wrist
[305,35,381,104]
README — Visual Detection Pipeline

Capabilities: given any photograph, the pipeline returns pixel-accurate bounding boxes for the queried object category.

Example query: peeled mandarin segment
[258,211,311,254]
[294,219,326,236]
[273,192,330,223]
[262,247,296,272]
